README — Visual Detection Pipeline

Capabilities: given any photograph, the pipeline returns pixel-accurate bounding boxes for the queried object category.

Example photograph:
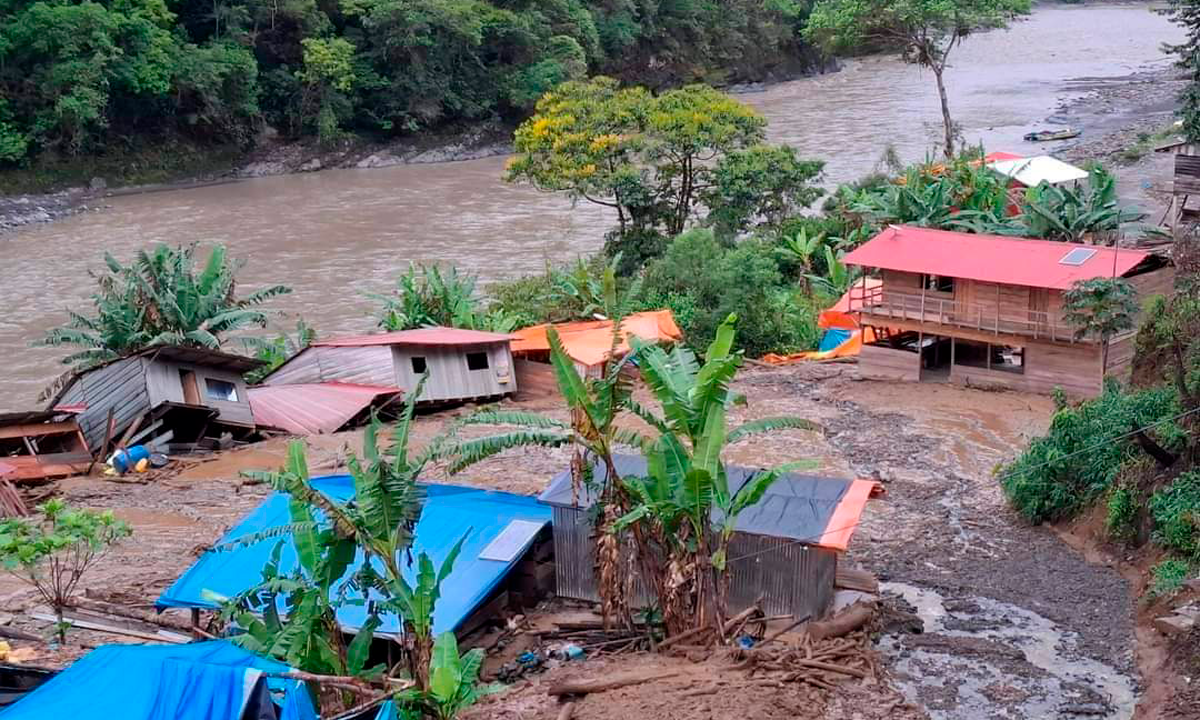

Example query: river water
[0,2,1183,408]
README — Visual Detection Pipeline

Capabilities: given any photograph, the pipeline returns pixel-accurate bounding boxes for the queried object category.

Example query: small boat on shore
[1024,128,1081,142]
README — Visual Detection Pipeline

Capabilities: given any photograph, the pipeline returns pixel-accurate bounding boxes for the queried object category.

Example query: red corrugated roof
[248,382,402,435]
[313,327,514,347]
[842,226,1153,290]
[983,151,1023,162]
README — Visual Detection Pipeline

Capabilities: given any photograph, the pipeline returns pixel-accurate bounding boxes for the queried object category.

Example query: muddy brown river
[0,2,1184,408]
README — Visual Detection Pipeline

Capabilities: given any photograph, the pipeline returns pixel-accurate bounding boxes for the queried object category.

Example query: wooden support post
[950,337,956,376]
[191,608,202,639]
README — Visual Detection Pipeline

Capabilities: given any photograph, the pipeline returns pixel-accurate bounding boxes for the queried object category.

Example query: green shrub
[1001,382,1182,523]
[640,229,820,358]
[1106,480,1138,543]
[1150,471,1200,558]
[1150,558,1192,597]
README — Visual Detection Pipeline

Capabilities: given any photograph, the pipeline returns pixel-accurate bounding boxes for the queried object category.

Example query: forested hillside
[0,0,817,167]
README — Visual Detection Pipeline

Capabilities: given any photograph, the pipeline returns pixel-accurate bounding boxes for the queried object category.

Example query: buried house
[260,327,517,406]
[540,455,880,621]
[843,226,1174,397]
[49,346,264,455]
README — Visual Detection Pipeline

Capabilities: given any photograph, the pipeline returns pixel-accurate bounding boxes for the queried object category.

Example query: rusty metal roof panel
[248,382,402,435]
[843,225,1155,290]
[313,327,514,348]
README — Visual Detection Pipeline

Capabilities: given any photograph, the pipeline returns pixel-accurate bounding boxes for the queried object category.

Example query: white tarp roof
[987,155,1089,186]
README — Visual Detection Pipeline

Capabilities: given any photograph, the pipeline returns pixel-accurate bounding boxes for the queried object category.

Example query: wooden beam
[0,420,85,441]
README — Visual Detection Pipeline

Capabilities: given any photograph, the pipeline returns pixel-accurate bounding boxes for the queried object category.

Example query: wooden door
[179,370,200,405]
[1029,288,1049,337]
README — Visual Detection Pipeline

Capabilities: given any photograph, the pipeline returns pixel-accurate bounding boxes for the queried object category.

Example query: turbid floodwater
[0,2,1184,408]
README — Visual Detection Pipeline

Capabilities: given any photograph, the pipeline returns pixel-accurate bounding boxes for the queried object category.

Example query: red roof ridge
[844,226,1156,291]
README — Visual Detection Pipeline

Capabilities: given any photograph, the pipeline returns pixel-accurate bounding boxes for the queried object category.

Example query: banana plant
[804,246,861,299]
[393,632,500,720]
[224,376,463,692]
[1018,166,1145,244]
[616,314,817,634]
[447,267,652,626]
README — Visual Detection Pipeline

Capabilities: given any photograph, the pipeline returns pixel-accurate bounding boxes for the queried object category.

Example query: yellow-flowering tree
[506,77,822,270]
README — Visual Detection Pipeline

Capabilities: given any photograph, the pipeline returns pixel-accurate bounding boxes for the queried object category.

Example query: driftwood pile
[543,620,659,656]
[727,628,877,692]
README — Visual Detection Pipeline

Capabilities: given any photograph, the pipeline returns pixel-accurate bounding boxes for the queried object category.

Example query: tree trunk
[933,65,954,159]
[406,632,431,692]
[1134,422,1178,468]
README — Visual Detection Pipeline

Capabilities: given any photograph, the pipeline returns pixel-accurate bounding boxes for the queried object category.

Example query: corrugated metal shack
[261,327,516,405]
[539,455,878,621]
[50,346,264,455]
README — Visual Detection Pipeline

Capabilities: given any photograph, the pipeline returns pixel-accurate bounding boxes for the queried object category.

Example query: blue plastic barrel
[111,445,151,474]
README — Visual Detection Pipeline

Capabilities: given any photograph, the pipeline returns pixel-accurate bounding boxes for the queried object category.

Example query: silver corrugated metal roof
[538,454,850,542]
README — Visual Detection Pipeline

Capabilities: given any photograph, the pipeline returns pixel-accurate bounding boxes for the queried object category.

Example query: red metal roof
[842,226,1154,290]
[313,327,514,348]
[248,382,402,435]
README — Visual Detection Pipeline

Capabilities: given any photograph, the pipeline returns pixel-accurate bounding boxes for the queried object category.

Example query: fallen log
[791,658,866,679]
[722,605,762,635]
[547,669,681,697]
[556,702,576,720]
[807,603,874,641]
[658,626,708,651]
[68,597,194,632]
[758,614,811,647]
[0,625,42,642]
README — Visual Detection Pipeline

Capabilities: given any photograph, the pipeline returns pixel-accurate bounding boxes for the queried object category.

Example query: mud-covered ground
[3,364,1151,718]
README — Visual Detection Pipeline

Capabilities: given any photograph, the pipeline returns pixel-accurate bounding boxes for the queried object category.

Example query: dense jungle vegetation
[0,0,819,169]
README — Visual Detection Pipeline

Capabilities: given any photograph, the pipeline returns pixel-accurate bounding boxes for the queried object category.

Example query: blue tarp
[0,641,317,720]
[157,477,551,636]
[817,327,853,353]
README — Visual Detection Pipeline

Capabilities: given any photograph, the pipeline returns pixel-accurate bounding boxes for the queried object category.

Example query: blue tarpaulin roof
[0,640,316,720]
[157,477,551,635]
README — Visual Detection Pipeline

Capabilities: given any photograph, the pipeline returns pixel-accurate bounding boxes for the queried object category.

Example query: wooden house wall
[143,358,255,426]
[263,346,395,387]
[392,342,515,402]
[55,357,151,451]
[1104,335,1137,385]
[859,344,920,382]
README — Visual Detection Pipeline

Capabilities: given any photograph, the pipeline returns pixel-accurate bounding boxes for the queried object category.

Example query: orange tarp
[814,480,885,551]
[511,310,683,369]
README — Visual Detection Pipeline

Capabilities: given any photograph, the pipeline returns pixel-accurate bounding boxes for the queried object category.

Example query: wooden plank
[0,420,85,441]
[126,418,164,447]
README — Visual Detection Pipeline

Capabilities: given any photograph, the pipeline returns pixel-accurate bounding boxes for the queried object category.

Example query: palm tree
[39,243,290,368]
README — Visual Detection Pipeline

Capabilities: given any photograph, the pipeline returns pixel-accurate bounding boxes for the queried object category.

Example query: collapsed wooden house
[539,455,879,620]
[0,409,91,482]
[843,226,1174,397]
[49,346,264,456]
[261,327,516,406]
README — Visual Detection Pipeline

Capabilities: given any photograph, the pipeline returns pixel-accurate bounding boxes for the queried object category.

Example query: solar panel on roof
[1059,247,1098,266]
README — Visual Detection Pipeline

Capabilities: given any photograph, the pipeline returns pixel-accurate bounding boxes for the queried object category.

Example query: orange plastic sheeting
[819,278,883,330]
[814,479,884,551]
[511,310,682,369]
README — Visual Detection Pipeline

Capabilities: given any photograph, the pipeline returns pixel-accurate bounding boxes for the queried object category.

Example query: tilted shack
[0,409,91,482]
[539,455,878,620]
[50,346,263,454]
[261,327,516,405]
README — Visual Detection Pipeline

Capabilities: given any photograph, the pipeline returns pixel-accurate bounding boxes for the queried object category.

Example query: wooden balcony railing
[848,284,1088,343]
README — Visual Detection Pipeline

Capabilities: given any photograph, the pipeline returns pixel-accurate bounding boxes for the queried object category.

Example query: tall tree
[505,77,822,271]
[805,0,1029,158]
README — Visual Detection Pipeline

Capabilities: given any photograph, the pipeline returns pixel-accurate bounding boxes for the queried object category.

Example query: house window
[411,356,428,374]
[205,378,239,402]
[466,352,490,371]
[921,274,955,293]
